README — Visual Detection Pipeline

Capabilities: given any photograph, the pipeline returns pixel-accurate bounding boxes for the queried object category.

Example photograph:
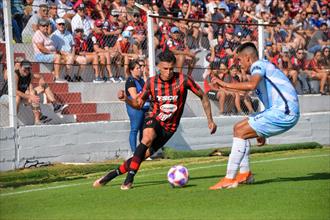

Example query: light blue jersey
[248,60,300,138]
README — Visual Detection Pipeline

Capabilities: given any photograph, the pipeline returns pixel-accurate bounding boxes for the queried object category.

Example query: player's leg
[120,127,156,190]
[209,119,257,190]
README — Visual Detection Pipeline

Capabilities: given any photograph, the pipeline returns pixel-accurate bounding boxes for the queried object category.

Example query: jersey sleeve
[250,60,266,77]
[186,75,202,95]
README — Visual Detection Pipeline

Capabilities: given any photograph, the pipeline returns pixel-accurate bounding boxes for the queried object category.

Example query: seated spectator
[291,48,312,94]
[48,3,59,33]
[228,65,254,115]
[103,9,123,50]
[165,26,197,76]
[51,18,87,82]
[73,0,105,20]
[2,59,67,125]
[277,47,298,87]
[127,11,147,52]
[306,50,329,95]
[73,28,100,82]
[208,32,228,67]
[71,3,94,37]
[114,30,140,79]
[32,18,64,83]
[22,4,51,43]
[91,19,118,83]
[22,0,33,29]
[307,23,329,54]
[320,47,330,68]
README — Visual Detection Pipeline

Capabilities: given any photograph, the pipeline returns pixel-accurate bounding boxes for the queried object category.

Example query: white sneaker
[54,78,67,83]
[118,76,125,82]
[109,77,119,83]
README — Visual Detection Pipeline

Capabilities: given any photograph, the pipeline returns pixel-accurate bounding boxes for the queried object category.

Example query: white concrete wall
[1,113,329,171]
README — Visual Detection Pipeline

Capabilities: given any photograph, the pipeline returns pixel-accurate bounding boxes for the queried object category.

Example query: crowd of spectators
[0,0,329,98]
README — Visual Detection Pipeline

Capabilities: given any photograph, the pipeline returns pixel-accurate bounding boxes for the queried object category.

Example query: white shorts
[248,108,300,138]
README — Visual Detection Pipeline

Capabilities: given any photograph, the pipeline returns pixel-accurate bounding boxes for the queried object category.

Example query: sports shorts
[143,117,174,154]
[248,108,300,138]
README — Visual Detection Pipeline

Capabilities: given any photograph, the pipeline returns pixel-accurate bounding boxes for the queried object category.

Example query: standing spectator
[11,0,24,43]
[48,3,58,33]
[71,3,94,37]
[51,18,87,82]
[22,4,51,43]
[73,28,100,82]
[307,50,329,95]
[32,18,64,83]
[125,60,149,155]
[307,23,329,54]
[103,9,123,50]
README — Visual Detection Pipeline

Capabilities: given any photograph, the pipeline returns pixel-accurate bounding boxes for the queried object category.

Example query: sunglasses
[58,23,65,26]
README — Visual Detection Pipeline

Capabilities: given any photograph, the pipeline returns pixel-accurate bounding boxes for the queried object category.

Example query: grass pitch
[0,148,329,220]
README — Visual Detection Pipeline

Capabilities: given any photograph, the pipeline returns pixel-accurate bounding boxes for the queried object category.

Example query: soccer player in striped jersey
[93,50,217,190]
[209,42,300,190]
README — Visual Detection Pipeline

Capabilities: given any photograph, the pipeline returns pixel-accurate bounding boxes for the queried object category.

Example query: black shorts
[207,90,219,101]
[143,117,174,154]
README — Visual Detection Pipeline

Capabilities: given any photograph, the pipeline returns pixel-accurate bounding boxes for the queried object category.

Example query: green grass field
[0,148,329,220]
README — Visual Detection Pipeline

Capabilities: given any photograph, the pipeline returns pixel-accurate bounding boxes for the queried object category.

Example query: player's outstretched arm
[211,74,262,91]
[117,90,144,109]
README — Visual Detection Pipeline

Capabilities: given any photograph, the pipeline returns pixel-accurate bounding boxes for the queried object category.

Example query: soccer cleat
[235,171,254,184]
[209,177,238,190]
[93,176,106,188]
[120,182,133,190]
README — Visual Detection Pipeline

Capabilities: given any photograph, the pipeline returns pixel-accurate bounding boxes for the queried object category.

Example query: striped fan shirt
[140,72,202,133]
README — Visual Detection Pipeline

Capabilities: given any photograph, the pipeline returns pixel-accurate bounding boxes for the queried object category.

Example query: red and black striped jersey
[140,72,202,133]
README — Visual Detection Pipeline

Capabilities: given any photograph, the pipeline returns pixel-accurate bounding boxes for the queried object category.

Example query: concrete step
[75,113,110,122]
[32,82,69,93]
[62,103,97,114]
[31,73,54,83]
[54,92,81,104]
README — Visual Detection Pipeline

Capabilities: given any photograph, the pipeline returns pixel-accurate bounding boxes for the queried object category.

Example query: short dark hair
[158,49,176,64]
[236,42,258,57]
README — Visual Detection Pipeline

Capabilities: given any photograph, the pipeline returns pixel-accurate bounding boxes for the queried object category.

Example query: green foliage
[163,142,323,159]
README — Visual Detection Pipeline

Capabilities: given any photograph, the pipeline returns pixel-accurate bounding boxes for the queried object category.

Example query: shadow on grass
[254,172,330,185]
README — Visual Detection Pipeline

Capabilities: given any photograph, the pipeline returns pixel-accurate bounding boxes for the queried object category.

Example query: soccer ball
[167,165,189,187]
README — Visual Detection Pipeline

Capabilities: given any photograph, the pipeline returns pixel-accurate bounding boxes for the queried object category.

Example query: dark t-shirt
[125,76,145,97]
[16,70,32,93]
[307,31,327,49]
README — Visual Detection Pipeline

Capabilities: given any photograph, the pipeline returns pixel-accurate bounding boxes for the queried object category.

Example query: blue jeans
[126,104,146,153]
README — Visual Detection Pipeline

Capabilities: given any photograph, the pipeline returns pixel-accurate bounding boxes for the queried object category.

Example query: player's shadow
[254,172,330,185]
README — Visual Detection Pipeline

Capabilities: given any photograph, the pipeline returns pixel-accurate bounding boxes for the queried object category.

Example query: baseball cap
[226,27,234,34]
[56,18,65,24]
[21,60,32,68]
[38,18,50,26]
[170,26,180,33]
[125,26,134,31]
[122,30,131,38]
[111,9,120,16]
[94,19,103,27]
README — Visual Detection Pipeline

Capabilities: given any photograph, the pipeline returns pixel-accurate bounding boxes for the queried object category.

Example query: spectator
[2,59,67,125]
[125,59,149,155]
[165,26,197,76]
[11,0,24,43]
[48,3,59,33]
[51,18,88,82]
[277,47,298,87]
[306,50,328,95]
[91,19,118,83]
[71,3,94,37]
[307,23,329,54]
[57,0,76,21]
[22,4,51,43]
[159,0,180,17]
[291,48,311,94]
[103,9,123,50]
[320,47,330,68]
[32,18,64,83]
[115,30,140,79]
[73,28,100,82]
[22,0,33,29]
[127,11,147,52]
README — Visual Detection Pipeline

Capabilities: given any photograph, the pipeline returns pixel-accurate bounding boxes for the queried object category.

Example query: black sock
[100,169,120,185]
[124,170,136,185]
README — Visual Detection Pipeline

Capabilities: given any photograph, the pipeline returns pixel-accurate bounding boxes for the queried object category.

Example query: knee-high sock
[225,137,247,179]
[124,143,148,184]
[239,140,251,173]
[100,158,132,184]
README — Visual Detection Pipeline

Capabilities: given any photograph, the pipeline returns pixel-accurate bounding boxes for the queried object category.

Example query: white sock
[239,140,251,173]
[225,137,247,179]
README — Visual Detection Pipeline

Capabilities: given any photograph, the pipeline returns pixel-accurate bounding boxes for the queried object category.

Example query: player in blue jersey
[209,42,300,190]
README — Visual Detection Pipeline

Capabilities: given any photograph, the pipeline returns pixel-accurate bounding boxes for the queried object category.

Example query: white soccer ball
[167,165,189,187]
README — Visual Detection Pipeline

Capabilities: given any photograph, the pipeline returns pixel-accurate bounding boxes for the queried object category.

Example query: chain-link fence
[1,2,275,127]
